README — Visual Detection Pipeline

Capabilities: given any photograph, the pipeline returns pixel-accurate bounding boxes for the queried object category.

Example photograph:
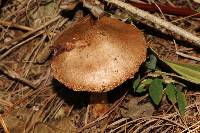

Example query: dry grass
[0,0,200,132]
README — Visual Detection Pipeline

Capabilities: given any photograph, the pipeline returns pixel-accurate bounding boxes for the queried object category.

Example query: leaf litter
[0,0,200,133]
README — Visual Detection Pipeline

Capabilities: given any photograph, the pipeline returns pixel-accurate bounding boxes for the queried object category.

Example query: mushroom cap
[51,16,147,92]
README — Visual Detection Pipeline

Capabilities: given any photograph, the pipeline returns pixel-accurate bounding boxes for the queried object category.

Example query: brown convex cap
[51,16,147,92]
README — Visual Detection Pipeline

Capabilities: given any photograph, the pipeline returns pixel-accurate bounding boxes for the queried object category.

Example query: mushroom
[51,16,147,118]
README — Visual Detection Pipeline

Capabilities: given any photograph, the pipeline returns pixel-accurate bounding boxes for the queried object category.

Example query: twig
[67,105,74,117]
[84,104,90,125]
[0,20,33,31]
[188,125,200,133]
[181,120,200,133]
[0,63,36,89]
[0,99,13,108]
[171,12,200,22]
[173,39,200,61]
[0,115,9,133]
[106,0,200,47]
[0,31,44,60]
[78,91,127,132]
[176,51,200,62]
[0,15,61,53]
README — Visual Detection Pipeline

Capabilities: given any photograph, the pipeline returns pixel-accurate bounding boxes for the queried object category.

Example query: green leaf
[146,54,157,71]
[136,84,146,93]
[133,75,140,91]
[136,79,153,93]
[164,61,200,84]
[149,78,163,105]
[166,83,177,104]
[196,6,200,12]
[176,90,186,116]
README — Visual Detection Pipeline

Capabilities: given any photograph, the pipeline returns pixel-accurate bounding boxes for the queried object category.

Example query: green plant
[132,53,187,115]
[196,6,200,12]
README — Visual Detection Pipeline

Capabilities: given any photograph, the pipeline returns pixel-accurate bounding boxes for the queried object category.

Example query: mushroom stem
[90,92,109,119]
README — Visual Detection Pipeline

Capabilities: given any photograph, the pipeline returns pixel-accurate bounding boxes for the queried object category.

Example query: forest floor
[0,0,200,133]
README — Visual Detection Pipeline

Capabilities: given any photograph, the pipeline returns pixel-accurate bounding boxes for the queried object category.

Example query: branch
[106,0,200,47]
[128,2,200,18]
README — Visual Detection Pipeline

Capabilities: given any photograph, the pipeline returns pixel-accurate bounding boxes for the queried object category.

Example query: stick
[106,0,200,47]
[0,63,36,89]
[0,20,33,31]
[0,16,61,53]
[0,31,44,60]
[0,115,9,133]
